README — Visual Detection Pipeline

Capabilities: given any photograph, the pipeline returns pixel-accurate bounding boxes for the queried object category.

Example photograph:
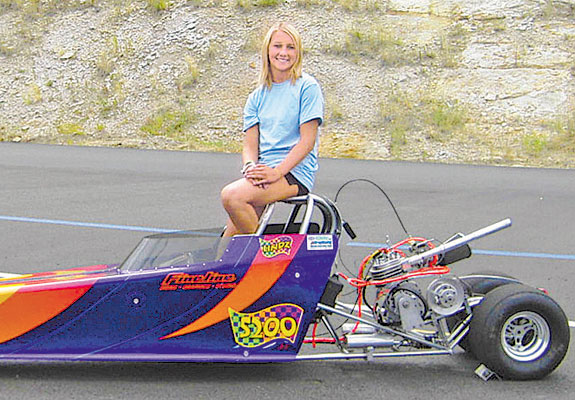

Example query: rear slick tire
[468,283,570,380]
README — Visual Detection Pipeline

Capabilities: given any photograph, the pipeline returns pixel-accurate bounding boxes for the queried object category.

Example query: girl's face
[268,30,297,82]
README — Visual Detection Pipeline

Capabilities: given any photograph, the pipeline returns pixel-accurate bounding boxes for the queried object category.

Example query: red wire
[340,236,446,331]
[303,337,341,344]
[311,322,318,348]
[303,322,344,345]
[305,237,447,347]
[339,265,451,288]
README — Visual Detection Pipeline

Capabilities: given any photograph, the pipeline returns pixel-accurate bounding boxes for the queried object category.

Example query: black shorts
[285,173,309,196]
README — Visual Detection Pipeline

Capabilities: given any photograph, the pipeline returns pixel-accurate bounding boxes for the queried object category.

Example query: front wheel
[467,283,570,380]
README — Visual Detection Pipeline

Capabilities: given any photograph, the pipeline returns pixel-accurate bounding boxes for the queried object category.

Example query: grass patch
[325,94,344,123]
[379,87,469,157]
[0,39,18,56]
[330,25,410,66]
[0,0,102,15]
[329,20,468,67]
[237,0,282,8]
[0,13,44,55]
[57,122,85,135]
[1,0,41,14]
[319,131,370,158]
[522,132,548,155]
[140,106,242,152]
[541,0,575,19]
[542,0,558,19]
[424,22,469,68]
[177,55,200,91]
[94,89,120,117]
[141,107,197,139]
[379,89,416,157]
[333,0,359,10]
[425,100,467,138]
[242,28,264,53]
[331,0,381,11]
[295,0,325,7]
[96,35,133,76]
[187,0,225,7]
[546,111,575,155]
[22,82,42,105]
[0,124,22,142]
[147,0,170,11]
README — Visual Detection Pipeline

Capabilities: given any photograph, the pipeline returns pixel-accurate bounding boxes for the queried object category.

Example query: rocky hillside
[1,0,574,167]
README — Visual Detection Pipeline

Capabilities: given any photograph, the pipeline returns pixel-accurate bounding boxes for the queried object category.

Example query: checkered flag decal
[229,304,304,348]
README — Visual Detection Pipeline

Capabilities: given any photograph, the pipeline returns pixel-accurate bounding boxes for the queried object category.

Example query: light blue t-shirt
[243,73,324,191]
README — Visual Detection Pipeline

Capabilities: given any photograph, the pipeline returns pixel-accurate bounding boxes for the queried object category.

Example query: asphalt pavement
[0,143,574,399]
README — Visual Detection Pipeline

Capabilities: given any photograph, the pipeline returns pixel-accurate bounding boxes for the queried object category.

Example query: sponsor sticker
[307,235,334,251]
[229,303,303,348]
[259,236,293,258]
[160,271,237,291]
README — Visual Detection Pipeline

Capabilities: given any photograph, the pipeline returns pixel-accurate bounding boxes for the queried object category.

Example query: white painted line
[569,321,575,328]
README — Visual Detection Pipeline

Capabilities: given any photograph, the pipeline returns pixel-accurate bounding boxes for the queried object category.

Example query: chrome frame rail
[317,303,450,351]
[296,349,452,361]
[308,296,486,358]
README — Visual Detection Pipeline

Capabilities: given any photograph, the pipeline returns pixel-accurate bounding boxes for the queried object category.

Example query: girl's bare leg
[221,177,298,237]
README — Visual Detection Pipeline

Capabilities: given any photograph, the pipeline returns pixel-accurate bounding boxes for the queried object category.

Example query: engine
[364,242,467,330]
[368,240,432,282]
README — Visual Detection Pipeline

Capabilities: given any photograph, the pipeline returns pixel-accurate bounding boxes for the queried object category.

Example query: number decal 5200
[229,304,304,348]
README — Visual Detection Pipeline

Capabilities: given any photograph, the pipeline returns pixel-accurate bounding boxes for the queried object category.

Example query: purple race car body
[0,194,569,380]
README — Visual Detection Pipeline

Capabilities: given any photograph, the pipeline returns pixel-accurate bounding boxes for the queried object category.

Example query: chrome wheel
[501,311,550,362]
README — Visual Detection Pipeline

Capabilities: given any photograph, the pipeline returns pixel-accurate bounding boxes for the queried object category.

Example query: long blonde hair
[259,22,303,88]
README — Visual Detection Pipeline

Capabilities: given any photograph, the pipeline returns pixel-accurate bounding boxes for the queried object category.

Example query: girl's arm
[246,119,319,185]
[242,125,259,166]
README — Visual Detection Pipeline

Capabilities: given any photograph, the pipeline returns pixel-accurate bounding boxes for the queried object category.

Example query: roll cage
[256,194,344,237]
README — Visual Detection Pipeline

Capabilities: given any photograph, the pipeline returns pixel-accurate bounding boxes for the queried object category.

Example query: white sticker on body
[307,235,334,251]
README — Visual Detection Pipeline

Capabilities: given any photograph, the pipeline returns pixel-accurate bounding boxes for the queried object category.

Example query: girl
[221,22,324,236]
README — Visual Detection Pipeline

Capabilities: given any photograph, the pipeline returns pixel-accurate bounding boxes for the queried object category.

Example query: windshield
[120,229,230,273]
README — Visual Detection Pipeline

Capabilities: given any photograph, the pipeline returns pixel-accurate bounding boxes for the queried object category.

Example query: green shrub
[141,107,197,139]
[57,122,85,135]
[147,0,170,11]
[522,133,548,155]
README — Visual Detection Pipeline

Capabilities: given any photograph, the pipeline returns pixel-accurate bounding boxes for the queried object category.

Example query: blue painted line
[2,215,575,261]
[0,215,176,234]
[347,241,388,248]
[2,215,575,326]
[347,241,575,261]
[473,249,575,261]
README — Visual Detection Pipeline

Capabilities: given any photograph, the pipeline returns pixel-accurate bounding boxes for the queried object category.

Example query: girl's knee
[220,184,231,202]
[220,185,236,209]
[221,181,248,210]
